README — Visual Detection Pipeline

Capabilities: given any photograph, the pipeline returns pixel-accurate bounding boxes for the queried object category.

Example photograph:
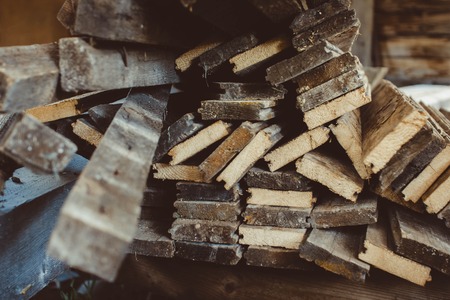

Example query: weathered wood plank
[176,182,241,202]
[71,118,103,147]
[59,37,180,92]
[264,126,330,172]
[153,163,209,183]
[88,103,122,133]
[48,88,170,282]
[247,188,315,208]
[422,167,450,214]
[141,186,176,208]
[438,203,450,228]
[242,204,312,228]
[175,37,224,72]
[128,219,175,258]
[380,37,450,59]
[372,184,426,214]
[351,0,374,66]
[239,224,307,249]
[169,218,240,244]
[175,241,242,265]
[199,100,278,121]
[364,67,389,90]
[246,0,303,23]
[244,167,313,191]
[173,199,242,221]
[208,82,287,100]
[244,246,317,270]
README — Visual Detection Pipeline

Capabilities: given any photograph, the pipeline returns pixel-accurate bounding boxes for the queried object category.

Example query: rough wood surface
[57,0,77,30]
[128,219,175,258]
[243,204,312,228]
[239,224,307,249]
[299,227,370,283]
[244,167,313,191]
[422,167,450,214]
[176,182,241,202]
[264,126,330,172]
[0,43,59,111]
[71,119,103,147]
[199,100,278,121]
[175,38,224,72]
[247,188,315,208]
[217,124,284,190]
[48,88,170,282]
[244,246,316,270]
[175,241,243,265]
[208,82,287,100]
[153,163,209,183]
[246,0,303,23]
[173,199,242,221]
[59,37,180,92]
[169,218,240,244]
[168,120,233,165]
[88,103,122,133]
[296,150,364,202]
[199,122,267,181]
[372,184,426,214]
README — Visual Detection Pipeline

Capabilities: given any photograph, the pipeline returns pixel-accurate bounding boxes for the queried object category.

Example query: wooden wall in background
[0,0,68,47]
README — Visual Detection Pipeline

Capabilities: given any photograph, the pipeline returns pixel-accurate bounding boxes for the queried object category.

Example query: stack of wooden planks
[1,0,449,298]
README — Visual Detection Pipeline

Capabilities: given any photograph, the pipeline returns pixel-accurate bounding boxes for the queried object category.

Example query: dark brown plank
[244,167,313,191]
[128,219,175,258]
[88,103,122,133]
[169,218,240,244]
[239,224,307,249]
[176,182,242,202]
[173,199,242,221]
[242,204,312,228]
[208,82,287,100]
[175,241,242,265]
[244,246,317,270]
[199,100,278,121]
[141,186,176,208]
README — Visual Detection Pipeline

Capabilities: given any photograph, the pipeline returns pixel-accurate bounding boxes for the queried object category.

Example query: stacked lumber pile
[1,0,449,298]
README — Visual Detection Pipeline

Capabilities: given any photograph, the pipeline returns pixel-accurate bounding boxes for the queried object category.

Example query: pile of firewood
[1,0,449,298]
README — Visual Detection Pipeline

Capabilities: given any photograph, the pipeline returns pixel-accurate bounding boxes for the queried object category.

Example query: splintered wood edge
[72,120,103,147]
[264,126,330,172]
[153,163,209,183]
[239,225,307,249]
[175,39,224,72]
[422,168,450,214]
[168,121,233,165]
[247,188,315,208]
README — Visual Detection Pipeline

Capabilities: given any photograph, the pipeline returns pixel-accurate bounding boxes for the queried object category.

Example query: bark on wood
[175,38,225,72]
[264,126,330,172]
[239,224,307,249]
[173,199,242,221]
[208,82,287,100]
[244,167,313,191]
[422,167,450,214]
[59,37,180,92]
[128,219,175,258]
[175,241,242,265]
[48,88,170,282]
[0,43,59,112]
[295,150,364,202]
[88,103,122,133]
[242,204,312,228]
[247,188,315,208]
[246,0,303,23]
[153,163,209,183]
[176,182,241,202]
[244,246,317,270]
[199,100,278,121]
[169,218,240,244]
[71,119,103,147]
[299,227,370,283]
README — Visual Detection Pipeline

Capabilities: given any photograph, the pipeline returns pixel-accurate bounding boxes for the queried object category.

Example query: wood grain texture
[242,204,312,228]
[175,241,242,265]
[244,167,313,191]
[153,163,209,183]
[169,218,240,244]
[247,188,315,208]
[173,199,242,221]
[199,100,279,121]
[176,182,241,202]
[71,119,103,147]
[128,219,175,258]
[48,88,170,282]
[422,167,450,214]
[208,82,287,100]
[244,246,316,270]
[239,224,307,249]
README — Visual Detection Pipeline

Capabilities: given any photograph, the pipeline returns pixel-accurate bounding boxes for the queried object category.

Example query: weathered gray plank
[199,100,279,121]
[169,218,240,244]
[128,219,175,258]
[175,241,242,265]
[242,204,312,228]
[244,167,313,191]
[173,199,242,221]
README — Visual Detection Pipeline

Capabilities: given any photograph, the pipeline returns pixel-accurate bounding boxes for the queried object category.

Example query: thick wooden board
[168,120,232,165]
[310,192,378,228]
[169,218,240,244]
[247,188,315,208]
[128,219,175,258]
[199,122,267,181]
[296,150,364,202]
[330,109,369,179]
[59,37,180,92]
[362,80,428,174]
[242,204,312,228]
[176,182,241,202]
[173,199,242,221]
[175,241,242,265]
[0,43,59,112]
[389,207,450,276]
[299,227,370,283]
[246,0,303,23]
[422,167,450,214]
[0,113,77,173]
[265,41,343,86]
[199,100,278,121]
[438,203,450,228]
[88,103,122,133]
[175,38,224,72]
[244,246,316,270]
[264,126,330,172]
[244,167,313,191]
[153,163,209,183]
[239,224,307,249]
[208,82,287,100]
[217,124,284,190]
[71,119,103,147]
[48,88,170,282]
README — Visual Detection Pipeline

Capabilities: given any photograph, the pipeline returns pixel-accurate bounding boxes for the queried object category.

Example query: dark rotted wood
[310,192,378,228]
[242,204,312,228]
[297,68,365,112]
[169,218,240,244]
[244,246,317,270]
[176,182,242,202]
[388,207,450,276]
[292,9,359,52]
[244,167,313,191]
[0,43,59,112]
[198,33,259,76]
[88,103,122,133]
[438,203,450,228]
[173,199,242,221]
[199,100,278,121]
[299,227,370,283]
[59,37,180,93]
[128,219,175,258]
[175,241,243,265]
[0,113,77,174]
[245,0,303,23]
[265,40,342,86]
[208,82,287,100]
[153,113,204,163]
[294,52,360,94]
[290,0,351,34]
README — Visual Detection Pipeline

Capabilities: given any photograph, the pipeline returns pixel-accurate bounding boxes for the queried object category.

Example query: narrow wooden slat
[169,218,240,244]
[199,100,278,121]
[173,199,242,221]
[244,246,316,270]
[153,163,209,183]
[175,37,224,72]
[244,167,313,191]
[422,167,450,214]
[239,224,307,249]
[128,219,175,258]
[71,119,103,147]
[208,82,287,100]
[176,182,241,202]
[242,204,312,228]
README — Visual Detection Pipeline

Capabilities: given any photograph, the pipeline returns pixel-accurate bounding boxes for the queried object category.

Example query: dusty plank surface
[88,103,122,133]
[169,218,240,244]
[175,241,242,265]
[176,182,241,202]
[173,199,242,221]
[175,38,224,72]
[239,224,307,249]
[153,163,209,183]
[244,167,313,191]
[208,82,287,100]
[128,219,175,258]
[242,204,312,228]
[246,0,303,23]
[244,246,316,270]
[247,188,315,208]
[199,100,279,121]
[48,88,170,282]
[422,167,450,214]
[71,119,103,147]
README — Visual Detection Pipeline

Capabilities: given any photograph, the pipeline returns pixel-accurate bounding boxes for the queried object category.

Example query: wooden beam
[173,199,242,221]
[176,182,241,202]
[153,163,209,183]
[169,218,240,244]
[247,188,315,208]
[199,100,279,121]
[71,118,103,147]
[244,167,313,191]
[128,219,175,258]
[242,204,312,228]
[438,203,450,228]
[239,224,307,249]
[175,241,243,265]
[244,246,316,270]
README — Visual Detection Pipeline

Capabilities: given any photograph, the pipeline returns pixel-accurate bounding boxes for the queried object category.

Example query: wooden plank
[244,246,317,270]
[199,122,267,181]
[176,182,241,202]
[59,37,180,92]
[242,204,312,228]
[310,192,378,228]
[265,40,343,86]
[0,113,77,173]
[140,206,173,221]
[324,22,360,53]
[244,167,313,191]
[0,43,59,111]
[378,12,450,37]
[217,124,284,190]
[380,37,450,59]
[175,37,225,72]
[128,219,175,258]
[141,186,176,208]
[299,227,370,283]
[88,103,122,133]
[361,80,428,174]
[153,163,209,183]
[330,109,369,179]
[169,218,240,244]
[239,224,307,249]
[246,0,303,23]
[438,203,450,228]
[372,184,426,214]
[440,108,450,121]
[422,167,450,214]
[48,88,170,282]
[296,150,364,202]
[208,82,287,100]
[168,120,233,165]
[358,213,432,287]
[389,207,450,276]
[175,241,242,265]
[247,188,315,208]
[377,0,450,13]
[71,119,103,147]
[173,199,242,221]
[351,0,374,66]
[199,100,278,121]
[264,126,330,172]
